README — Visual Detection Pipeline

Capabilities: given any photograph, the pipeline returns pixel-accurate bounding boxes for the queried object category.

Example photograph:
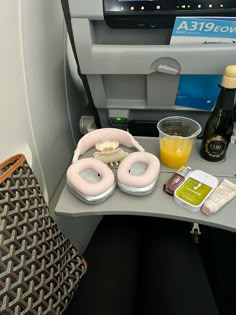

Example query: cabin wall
[0,0,100,252]
[20,0,74,199]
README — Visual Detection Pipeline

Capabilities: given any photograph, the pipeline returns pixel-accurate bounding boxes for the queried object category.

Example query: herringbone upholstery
[0,155,87,314]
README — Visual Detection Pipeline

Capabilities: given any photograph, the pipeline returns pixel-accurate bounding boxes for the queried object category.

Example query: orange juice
[160,137,193,169]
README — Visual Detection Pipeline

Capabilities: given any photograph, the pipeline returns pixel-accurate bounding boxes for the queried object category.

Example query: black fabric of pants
[67,216,141,315]
[137,218,218,315]
[66,216,219,315]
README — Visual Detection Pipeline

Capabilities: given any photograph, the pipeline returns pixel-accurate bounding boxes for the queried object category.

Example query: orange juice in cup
[160,137,193,169]
[157,117,202,169]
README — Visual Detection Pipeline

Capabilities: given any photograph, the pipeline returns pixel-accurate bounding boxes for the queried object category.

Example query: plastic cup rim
[157,116,202,140]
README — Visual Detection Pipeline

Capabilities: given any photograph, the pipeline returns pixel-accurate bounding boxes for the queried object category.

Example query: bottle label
[205,136,227,158]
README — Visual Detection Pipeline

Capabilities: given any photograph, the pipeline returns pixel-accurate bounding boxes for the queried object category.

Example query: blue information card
[170,17,236,44]
[175,74,222,111]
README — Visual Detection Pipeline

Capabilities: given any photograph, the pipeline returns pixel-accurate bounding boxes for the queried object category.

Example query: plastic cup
[157,116,202,169]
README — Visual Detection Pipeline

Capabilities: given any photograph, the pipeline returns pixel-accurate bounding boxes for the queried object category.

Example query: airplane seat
[61,0,236,135]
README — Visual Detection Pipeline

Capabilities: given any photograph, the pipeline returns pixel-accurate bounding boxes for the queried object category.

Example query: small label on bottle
[205,136,227,158]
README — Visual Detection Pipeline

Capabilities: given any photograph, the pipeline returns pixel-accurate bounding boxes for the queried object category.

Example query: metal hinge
[190,223,201,244]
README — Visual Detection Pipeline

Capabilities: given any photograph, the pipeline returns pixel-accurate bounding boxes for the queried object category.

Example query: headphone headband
[72,128,145,163]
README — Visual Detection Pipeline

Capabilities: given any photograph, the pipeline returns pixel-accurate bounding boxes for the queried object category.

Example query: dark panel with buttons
[104,0,236,28]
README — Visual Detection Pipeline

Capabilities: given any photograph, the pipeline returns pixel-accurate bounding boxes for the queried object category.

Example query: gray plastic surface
[147,72,180,107]
[69,0,103,18]
[55,137,236,232]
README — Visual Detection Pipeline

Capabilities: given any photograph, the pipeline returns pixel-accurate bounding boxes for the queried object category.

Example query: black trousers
[67,216,218,315]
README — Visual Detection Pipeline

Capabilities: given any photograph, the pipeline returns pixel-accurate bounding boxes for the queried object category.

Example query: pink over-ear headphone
[67,128,160,204]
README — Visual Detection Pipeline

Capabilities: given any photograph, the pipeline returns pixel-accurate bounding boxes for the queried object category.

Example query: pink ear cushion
[117,152,160,188]
[67,158,115,196]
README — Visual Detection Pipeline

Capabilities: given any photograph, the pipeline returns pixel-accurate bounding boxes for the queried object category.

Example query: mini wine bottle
[200,65,236,162]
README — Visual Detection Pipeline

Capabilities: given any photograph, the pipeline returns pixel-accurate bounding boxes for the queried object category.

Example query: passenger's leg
[66,215,141,315]
[137,218,219,315]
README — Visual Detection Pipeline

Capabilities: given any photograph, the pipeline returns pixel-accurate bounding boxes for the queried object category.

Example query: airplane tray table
[55,137,236,232]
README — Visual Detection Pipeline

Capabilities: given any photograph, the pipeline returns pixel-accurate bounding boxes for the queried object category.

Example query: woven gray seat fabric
[0,155,87,314]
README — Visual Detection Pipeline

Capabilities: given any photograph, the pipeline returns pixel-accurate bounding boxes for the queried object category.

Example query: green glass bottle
[200,65,236,162]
